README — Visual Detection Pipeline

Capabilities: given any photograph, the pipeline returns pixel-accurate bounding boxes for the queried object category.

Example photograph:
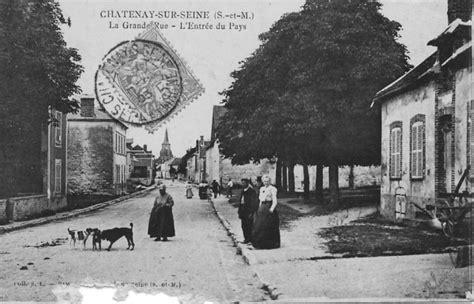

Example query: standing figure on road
[211,180,220,198]
[226,179,234,198]
[252,175,280,249]
[148,184,175,241]
[238,178,259,244]
[185,181,193,199]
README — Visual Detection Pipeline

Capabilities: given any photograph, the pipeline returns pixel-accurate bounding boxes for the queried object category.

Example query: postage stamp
[95,24,204,128]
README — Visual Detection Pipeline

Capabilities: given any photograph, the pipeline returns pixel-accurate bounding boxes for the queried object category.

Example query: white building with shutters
[372,4,471,220]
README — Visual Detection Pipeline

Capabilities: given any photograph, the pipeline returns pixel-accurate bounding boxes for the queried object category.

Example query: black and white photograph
[0,0,472,302]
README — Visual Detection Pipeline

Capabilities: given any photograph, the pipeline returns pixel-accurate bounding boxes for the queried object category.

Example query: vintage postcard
[0,0,472,303]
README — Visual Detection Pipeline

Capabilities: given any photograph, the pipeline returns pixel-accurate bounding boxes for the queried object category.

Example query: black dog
[90,228,102,251]
[94,223,135,251]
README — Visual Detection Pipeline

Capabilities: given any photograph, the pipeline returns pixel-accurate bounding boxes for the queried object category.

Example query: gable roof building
[372,0,471,220]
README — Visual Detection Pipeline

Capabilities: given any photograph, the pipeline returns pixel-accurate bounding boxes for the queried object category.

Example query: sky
[57,0,448,157]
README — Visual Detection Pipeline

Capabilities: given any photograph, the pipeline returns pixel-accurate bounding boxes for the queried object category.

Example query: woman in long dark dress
[185,181,193,199]
[252,175,280,249]
[148,184,175,241]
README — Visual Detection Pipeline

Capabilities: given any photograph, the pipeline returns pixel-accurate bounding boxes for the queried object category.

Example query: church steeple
[158,128,173,164]
[164,128,170,144]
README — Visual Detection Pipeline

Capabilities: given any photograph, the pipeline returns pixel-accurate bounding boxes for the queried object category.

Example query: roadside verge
[0,186,156,234]
[209,197,281,300]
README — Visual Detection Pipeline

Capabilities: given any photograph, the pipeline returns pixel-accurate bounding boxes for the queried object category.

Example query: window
[54,159,62,194]
[389,122,402,179]
[115,132,125,155]
[410,115,425,179]
[55,112,62,147]
[115,164,120,183]
[115,133,118,153]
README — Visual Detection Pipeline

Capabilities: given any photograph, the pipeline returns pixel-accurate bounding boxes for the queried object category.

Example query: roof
[211,105,227,140]
[428,19,471,46]
[163,128,170,144]
[131,144,143,151]
[161,157,180,166]
[68,106,128,129]
[170,158,182,166]
[371,52,438,105]
[372,19,472,106]
[181,147,197,161]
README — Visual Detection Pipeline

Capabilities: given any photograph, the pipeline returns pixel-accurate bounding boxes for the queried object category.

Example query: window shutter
[471,104,474,178]
[389,124,403,179]
[418,124,424,177]
[55,160,62,194]
[410,125,415,177]
[397,129,402,178]
[390,130,394,177]
[413,125,420,177]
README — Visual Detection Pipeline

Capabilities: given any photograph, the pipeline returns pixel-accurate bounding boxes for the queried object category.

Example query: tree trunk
[348,164,355,189]
[316,164,323,199]
[282,164,288,193]
[275,159,282,190]
[288,163,295,194]
[303,164,310,199]
[329,164,339,205]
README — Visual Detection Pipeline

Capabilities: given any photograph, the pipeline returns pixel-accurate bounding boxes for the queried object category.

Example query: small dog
[67,227,97,248]
[93,223,135,251]
[90,228,102,251]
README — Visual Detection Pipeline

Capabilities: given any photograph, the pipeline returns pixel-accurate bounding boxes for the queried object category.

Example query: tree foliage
[218,0,411,168]
[0,0,83,197]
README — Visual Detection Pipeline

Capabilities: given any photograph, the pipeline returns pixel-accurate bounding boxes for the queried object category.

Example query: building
[181,147,197,181]
[203,106,276,185]
[156,157,181,179]
[127,141,155,186]
[156,129,174,165]
[0,108,68,222]
[67,97,128,196]
[154,129,182,179]
[372,0,471,220]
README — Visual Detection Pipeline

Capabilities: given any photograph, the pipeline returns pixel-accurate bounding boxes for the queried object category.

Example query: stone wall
[67,124,114,195]
[291,165,381,192]
[220,158,276,186]
[0,199,7,224]
[7,194,48,221]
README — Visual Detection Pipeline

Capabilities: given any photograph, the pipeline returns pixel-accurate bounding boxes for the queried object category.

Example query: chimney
[448,0,472,23]
[80,97,95,117]
[143,144,148,152]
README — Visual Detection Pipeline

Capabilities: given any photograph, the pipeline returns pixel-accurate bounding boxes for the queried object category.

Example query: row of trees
[217,0,411,203]
[0,0,83,197]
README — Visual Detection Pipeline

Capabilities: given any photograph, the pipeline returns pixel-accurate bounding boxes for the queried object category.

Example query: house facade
[373,0,471,220]
[67,97,128,196]
[0,107,68,222]
[45,108,68,208]
[127,142,155,186]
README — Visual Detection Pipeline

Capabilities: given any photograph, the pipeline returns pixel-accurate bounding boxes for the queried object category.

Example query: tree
[218,0,411,203]
[315,165,323,199]
[0,0,83,197]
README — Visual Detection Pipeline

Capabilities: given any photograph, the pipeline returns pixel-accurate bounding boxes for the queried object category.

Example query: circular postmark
[95,39,183,125]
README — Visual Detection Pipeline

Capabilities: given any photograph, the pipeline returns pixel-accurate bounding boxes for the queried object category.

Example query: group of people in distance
[147,175,280,249]
[238,175,280,249]
[185,179,231,200]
